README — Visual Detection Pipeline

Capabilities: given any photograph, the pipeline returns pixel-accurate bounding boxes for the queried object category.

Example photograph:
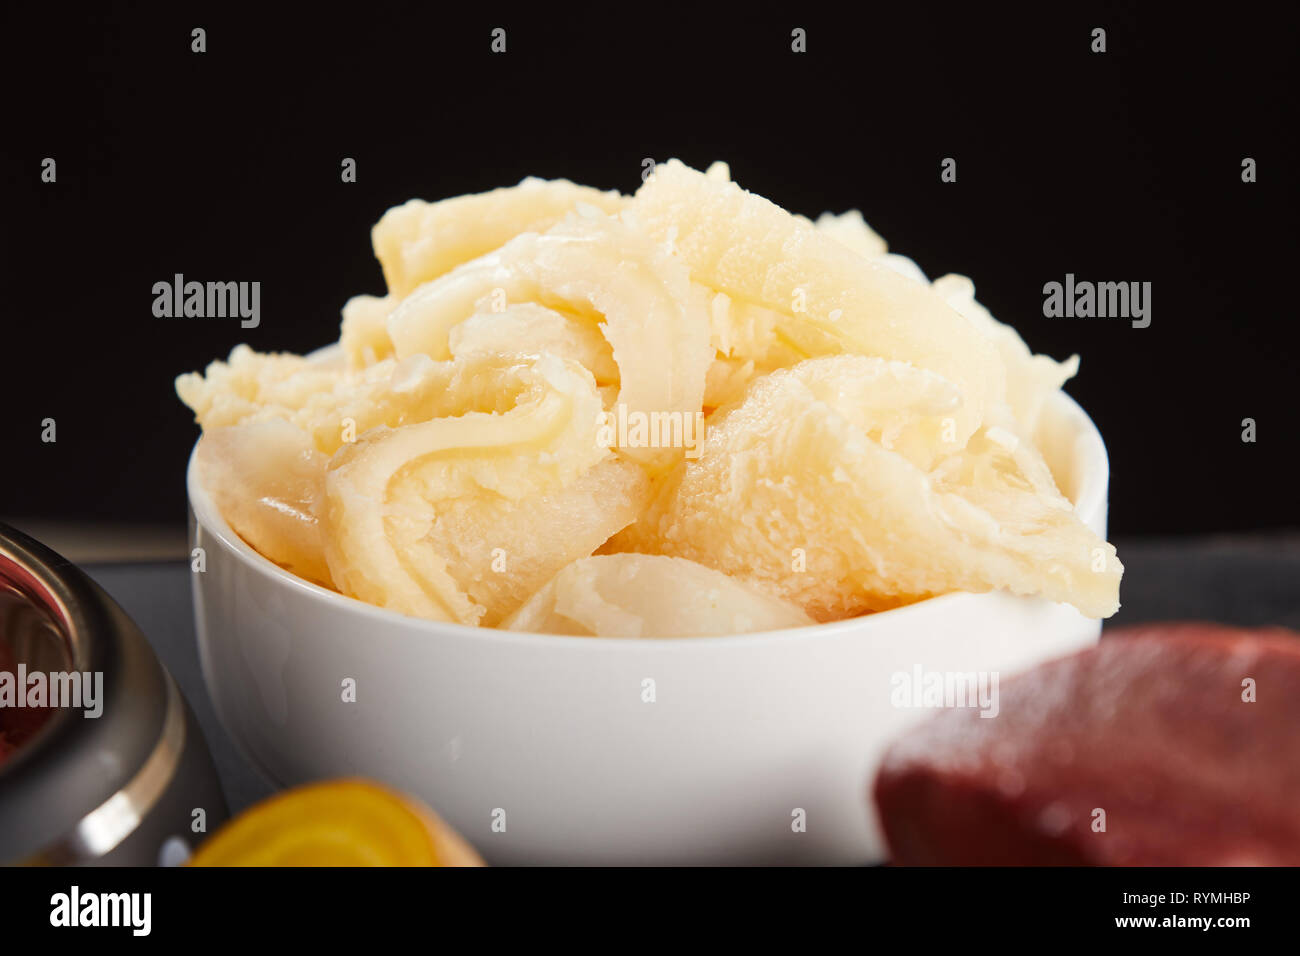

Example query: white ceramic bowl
[188,390,1110,865]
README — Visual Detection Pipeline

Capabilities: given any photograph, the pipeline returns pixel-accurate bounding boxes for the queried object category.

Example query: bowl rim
[185,387,1110,650]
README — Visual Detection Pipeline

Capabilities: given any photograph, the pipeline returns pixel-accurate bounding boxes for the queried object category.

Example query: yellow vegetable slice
[188,779,483,867]
[374,177,625,299]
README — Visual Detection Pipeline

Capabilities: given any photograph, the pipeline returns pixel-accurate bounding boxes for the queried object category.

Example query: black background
[3,3,1296,535]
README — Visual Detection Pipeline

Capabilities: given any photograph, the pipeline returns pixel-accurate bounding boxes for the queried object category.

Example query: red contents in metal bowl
[0,709,53,768]
[0,593,60,770]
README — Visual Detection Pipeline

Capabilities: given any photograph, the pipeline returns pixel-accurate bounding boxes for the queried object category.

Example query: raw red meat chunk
[873,623,1300,865]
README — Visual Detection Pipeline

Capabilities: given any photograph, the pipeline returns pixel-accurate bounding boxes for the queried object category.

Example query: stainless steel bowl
[0,522,227,865]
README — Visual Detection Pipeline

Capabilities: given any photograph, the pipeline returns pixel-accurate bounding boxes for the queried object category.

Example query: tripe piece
[631,159,1006,449]
[373,177,625,299]
[320,353,614,625]
[504,554,815,638]
[616,354,1120,619]
[386,212,712,471]
[195,420,333,587]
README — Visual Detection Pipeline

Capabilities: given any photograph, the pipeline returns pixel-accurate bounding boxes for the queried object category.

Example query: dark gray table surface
[83,533,1300,817]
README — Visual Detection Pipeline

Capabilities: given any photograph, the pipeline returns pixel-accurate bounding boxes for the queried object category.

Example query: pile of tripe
[177,160,1122,637]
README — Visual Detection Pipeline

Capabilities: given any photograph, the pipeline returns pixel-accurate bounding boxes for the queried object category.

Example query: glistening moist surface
[874,624,1300,865]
